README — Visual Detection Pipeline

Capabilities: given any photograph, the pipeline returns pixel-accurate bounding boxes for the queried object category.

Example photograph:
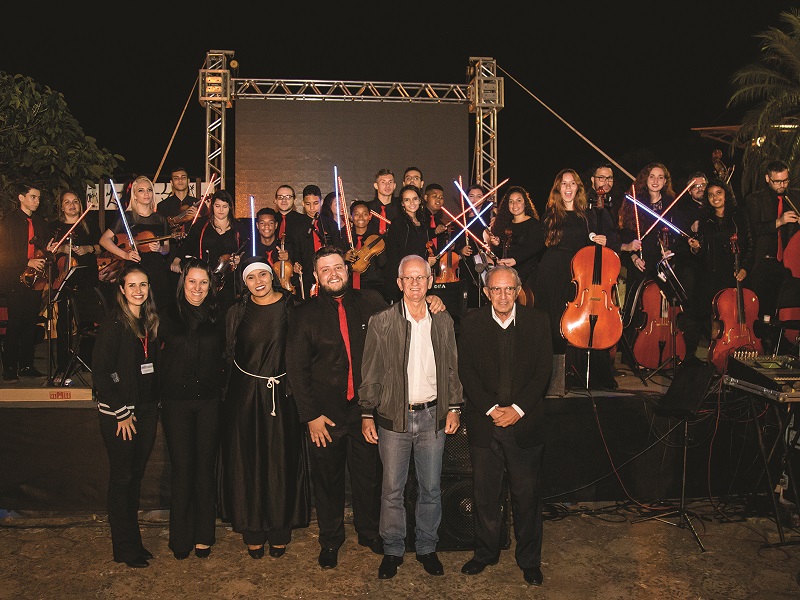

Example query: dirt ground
[3,501,800,600]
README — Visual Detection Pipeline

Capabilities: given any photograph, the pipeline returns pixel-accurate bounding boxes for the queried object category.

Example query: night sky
[2,2,791,208]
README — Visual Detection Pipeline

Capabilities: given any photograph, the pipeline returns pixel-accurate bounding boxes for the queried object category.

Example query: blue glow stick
[250,195,256,256]
[109,179,136,250]
[453,179,489,229]
[624,195,687,238]
[436,202,494,259]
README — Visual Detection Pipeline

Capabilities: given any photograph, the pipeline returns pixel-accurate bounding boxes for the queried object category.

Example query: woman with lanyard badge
[218,256,311,559]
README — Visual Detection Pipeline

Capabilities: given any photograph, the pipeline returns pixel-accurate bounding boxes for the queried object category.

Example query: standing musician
[367,168,400,235]
[341,200,388,299]
[534,169,617,390]
[587,162,624,231]
[745,159,800,322]
[487,185,545,297]
[0,181,51,381]
[157,167,199,292]
[291,185,342,299]
[421,183,449,254]
[173,190,246,313]
[99,176,172,312]
[384,185,437,303]
[49,190,102,379]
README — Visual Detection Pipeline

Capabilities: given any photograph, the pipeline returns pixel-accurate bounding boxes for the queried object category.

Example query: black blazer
[457,303,553,448]
[287,287,387,424]
[745,187,800,261]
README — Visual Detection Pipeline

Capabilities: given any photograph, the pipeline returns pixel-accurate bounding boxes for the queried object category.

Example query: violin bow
[52,206,92,252]
[625,195,691,240]
[452,178,509,227]
[337,174,354,249]
[109,178,137,251]
[370,210,392,226]
[639,178,697,241]
[189,173,219,228]
[434,202,495,260]
[438,205,498,259]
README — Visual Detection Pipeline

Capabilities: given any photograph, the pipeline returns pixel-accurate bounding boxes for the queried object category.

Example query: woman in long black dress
[488,185,545,296]
[175,189,247,313]
[219,256,310,559]
[160,258,225,560]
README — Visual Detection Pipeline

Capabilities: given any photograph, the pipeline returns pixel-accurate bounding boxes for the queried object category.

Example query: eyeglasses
[488,286,519,295]
[400,275,430,283]
[276,194,295,200]
[770,178,790,185]
[593,175,614,181]
[691,184,707,190]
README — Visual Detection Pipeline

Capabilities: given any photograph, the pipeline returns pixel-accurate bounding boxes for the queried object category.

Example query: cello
[708,233,762,372]
[560,244,623,351]
[434,223,460,284]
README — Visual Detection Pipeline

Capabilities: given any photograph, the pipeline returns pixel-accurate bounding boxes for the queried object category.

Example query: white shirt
[404,302,437,405]
[488,303,524,418]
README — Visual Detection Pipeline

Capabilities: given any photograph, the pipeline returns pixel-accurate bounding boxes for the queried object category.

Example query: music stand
[50,266,86,385]
[633,362,716,552]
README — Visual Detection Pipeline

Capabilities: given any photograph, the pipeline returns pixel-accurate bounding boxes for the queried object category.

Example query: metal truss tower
[200,51,502,191]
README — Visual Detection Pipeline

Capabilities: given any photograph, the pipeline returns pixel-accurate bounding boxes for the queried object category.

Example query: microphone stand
[43,256,56,387]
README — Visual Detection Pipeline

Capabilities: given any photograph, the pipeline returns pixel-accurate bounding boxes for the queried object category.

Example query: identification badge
[141,363,155,374]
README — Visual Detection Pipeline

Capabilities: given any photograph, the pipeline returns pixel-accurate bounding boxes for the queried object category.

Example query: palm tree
[728,8,800,197]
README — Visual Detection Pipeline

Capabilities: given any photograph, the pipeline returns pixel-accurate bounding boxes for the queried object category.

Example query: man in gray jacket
[360,254,463,580]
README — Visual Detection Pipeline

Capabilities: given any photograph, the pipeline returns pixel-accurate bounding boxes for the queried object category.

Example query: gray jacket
[359,301,463,432]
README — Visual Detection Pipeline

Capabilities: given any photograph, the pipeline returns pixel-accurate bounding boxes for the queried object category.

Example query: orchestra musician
[173,189,246,313]
[291,185,342,299]
[487,185,545,296]
[99,175,172,312]
[49,190,102,379]
[341,200,388,299]
[157,166,198,290]
[384,184,437,303]
[367,168,400,236]
[0,181,51,381]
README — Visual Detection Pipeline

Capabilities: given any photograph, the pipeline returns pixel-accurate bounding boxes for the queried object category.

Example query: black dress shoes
[124,558,149,568]
[195,546,211,559]
[461,557,499,575]
[18,366,44,377]
[139,547,154,560]
[247,546,265,559]
[378,555,403,579]
[268,545,286,558]
[358,536,384,555]
[523,566,543,586]
[173,549,191,560]
[416,552,444,576]
[318,547,338,569]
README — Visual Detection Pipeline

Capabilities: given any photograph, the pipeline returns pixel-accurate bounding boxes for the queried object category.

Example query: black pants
[470,430,544,569]
[161,396,220,553]
[307,400,382,549]
[1,286,42,373]
[99,403,159,563]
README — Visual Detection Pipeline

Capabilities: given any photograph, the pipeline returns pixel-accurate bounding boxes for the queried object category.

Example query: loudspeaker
[657,362,716,418]
[431,282,465,326]
[404,472,511,551]
[441,422,472,475]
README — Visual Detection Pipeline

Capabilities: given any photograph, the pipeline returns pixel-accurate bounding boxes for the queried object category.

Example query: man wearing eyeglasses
[272,185,306,296]
[745,159,800,322]
[456,265,552,587]
[587,163,621,227]
[360,254,462,580]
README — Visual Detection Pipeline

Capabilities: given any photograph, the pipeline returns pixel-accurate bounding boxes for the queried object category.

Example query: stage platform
[0,347,782,514]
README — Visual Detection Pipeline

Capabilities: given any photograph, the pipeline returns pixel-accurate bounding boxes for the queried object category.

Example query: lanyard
[140,331,149,361]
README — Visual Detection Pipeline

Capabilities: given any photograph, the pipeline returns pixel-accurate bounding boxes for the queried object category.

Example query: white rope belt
[233,359,285,417]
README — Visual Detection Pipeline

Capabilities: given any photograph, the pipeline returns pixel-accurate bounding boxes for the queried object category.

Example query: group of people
[1,155,797,587]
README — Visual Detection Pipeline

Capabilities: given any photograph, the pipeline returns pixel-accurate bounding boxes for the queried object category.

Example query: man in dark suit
[457,265,553,587]
[745,159,800,325]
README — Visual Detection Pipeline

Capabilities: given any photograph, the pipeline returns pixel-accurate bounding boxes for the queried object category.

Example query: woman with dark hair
[384,184,436,302]
[175,189,247,312]
[159,258,226,560]
[93,263,160,568]
[687,179,754,350]
[218,255,310,559]
[488,185,545,292]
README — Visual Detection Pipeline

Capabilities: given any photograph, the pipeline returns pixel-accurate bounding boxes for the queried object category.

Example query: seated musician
[341,200,387,299]
[99,175,172,312]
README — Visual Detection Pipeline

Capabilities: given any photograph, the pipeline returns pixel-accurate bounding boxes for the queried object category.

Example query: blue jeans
[378,405,445,556]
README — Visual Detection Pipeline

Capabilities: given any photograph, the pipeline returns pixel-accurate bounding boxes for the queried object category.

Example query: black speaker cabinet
[441,422,472,475]
[403,473,511,552]
[657,362,717,417]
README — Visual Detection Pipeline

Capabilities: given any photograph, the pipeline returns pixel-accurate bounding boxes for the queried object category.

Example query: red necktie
[429,214,438,249]
[279,218,286,239]
[27,217,35,259]
[351,235,362,290]
[778,195,785,262]
[379,206,387,234]
[335,297,355,400]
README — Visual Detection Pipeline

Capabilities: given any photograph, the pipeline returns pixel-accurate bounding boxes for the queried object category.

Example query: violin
[20,247,54,291]
[97,229,185,284]
[350,234,386,273]
[560,244,623,350]
[434,224,460,284]
[277,233,295,294]
[213,239,249,292]
[708,233,762,372]
[53,253,79,290]
[116,229,184,253]
[167,199,205,230]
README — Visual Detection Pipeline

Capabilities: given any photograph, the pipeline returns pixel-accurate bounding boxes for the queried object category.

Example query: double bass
[708,233,762,372]
[560,244,623,351]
